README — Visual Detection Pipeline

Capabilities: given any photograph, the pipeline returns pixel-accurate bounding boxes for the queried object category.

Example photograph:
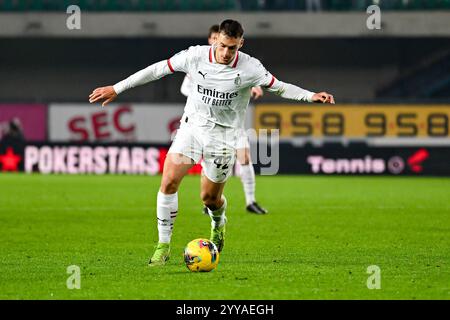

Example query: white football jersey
[114,45,315,129]
[169,45,276,129]
[180,74,193,97]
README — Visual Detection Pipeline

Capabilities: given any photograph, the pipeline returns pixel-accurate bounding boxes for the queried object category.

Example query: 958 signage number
[255,105,450,138]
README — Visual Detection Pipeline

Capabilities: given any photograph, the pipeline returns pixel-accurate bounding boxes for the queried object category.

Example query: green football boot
[210,219,226,253]
[148,243,170,266]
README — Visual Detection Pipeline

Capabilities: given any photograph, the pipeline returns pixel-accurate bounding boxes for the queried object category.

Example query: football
[183,239,220,272]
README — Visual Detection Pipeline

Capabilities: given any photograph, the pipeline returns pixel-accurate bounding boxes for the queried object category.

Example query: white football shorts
[168,116,237,183]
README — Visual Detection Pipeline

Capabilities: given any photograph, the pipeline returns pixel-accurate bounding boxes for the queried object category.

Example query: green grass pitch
[0,173,449,299]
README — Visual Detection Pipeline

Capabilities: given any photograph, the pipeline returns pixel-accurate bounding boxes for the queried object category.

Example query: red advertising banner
[48,103,254,143]
[49,103,184,143]
[0,104,47,141]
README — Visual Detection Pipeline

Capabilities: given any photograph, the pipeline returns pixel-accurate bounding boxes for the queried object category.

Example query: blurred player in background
[0,118,25,144]
[89,19,334,266]
[181,24,269,215]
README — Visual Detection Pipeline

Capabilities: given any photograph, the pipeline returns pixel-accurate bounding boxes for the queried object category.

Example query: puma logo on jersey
[198,71,207,79]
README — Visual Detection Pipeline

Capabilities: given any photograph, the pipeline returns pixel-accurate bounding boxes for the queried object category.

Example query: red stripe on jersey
[167,59,174,73]
[268,75,276,88]
[209,47,213,63]
[232,52,239,68]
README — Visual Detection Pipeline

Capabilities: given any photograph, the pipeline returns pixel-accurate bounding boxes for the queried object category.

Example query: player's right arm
[89,47,196,106]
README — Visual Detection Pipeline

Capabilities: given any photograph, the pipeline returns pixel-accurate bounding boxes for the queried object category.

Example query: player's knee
[240,156,250,166]
[160,177,180,194]
[237,149,251,165]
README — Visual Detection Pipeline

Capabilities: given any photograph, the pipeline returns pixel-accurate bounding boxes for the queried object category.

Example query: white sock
[156,191,178,243]
[207,195,227,228]
[240,164,256,205]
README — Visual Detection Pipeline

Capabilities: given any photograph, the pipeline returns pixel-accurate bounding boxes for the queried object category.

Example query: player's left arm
[267,78,335,104]
[252,59,334,104]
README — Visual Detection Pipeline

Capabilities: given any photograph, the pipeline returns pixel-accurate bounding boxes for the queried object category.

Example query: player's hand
[251,86,264,100]
[88,86,117,107]
[312,92,335,104]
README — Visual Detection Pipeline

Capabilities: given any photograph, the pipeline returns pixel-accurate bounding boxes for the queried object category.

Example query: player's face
[208,32,218,45]
[215,32,243,65]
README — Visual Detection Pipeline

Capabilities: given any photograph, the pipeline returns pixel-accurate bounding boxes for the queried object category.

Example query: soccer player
[181,24,269,215]
[89,19,334,266]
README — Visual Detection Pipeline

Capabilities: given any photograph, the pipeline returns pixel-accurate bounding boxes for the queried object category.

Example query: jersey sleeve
[251,58,276,88]
[112,46,198,95]
[251,58,315,103]
[113,60,172,95]
[167,46,198,74]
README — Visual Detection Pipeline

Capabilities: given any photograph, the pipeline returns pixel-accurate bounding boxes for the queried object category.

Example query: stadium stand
[377,50,450,99]
[1,0,450,11]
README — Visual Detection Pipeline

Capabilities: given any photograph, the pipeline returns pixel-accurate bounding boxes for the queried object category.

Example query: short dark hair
[208,24,219,38]
[219,19,244,38]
